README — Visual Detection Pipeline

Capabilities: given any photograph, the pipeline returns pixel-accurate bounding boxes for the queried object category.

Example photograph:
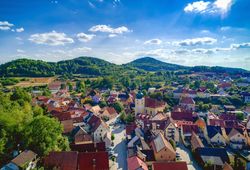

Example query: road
[109,123,127,170]
[176,141,202,170]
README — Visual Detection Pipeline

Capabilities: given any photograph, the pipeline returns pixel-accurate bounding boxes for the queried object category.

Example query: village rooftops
[11,150,37,168]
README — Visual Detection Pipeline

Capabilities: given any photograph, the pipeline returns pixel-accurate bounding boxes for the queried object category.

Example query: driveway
[176,142,202,170]
[109,124,127,170]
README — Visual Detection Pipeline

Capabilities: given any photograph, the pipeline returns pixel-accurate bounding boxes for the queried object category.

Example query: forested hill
[0,57,123,77]
[0,56,249,77]
[125,57,188,71]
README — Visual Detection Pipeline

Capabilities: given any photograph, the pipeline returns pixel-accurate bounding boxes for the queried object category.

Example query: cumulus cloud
[76,33,95,42]
[184,1,211,13]
[16,27,24,32]
[0,21,14,30]
[231,42,250,49]
[89,25,131,34]
[174,37,217,46]
[108,34,117,38]
[144,39,162,45]
[184,0,233,15]
[29,31,74,46]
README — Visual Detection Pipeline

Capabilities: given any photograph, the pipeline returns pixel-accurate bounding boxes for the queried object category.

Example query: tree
[76,80,86,94]
[111,134,115,141]
[10,87,32,104]
[67,82,73,92]
[125,114,134,124]
[99,101,107,108]
[112,102,124,113]
[169,139,176,150]
[119,111,126,122]
[236,112,244,121]
[24,116,69,156]
[33,105,44,117]
[121,76,131,88]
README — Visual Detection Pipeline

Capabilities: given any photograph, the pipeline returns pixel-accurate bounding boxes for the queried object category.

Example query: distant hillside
[0,57,120,77]
[0,56,248,77]
[125,57,188,71]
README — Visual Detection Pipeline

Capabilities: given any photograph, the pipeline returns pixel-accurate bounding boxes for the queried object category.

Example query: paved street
[109,123,127,170]
[176,142,202,170]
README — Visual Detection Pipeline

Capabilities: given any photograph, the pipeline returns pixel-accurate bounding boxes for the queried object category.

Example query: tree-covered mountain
[0,57,123,77]
[0,56,248,77]
[125,57,188,71]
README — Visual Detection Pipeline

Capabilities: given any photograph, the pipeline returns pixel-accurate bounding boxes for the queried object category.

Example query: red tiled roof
[219,113,236,121]
[127,156,148,170]
[145,97,165,108]
[180,97,195,105]
[209,119,225,127]
[152,162,188,170]
[78,152,109,170]
[70,142,106,152]
[182,124,199,134]
[171,108,193,121]
[44,151,78,170]
[87,114,102,132]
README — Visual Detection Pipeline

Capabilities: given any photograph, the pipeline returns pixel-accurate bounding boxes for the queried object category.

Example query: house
[70,142,106,152]
[48,81,61,94]
[152,162,188,170]
[135,92,166,116]
[61,119,74,134]
[87,115,111,146]
[100,107,118,121]
[226,128,246,149]
[44,151,78,170]
[127,156,148,170]
[205,125,226,146]
[90,105,101,115]
[179,96,195,111]
[11,150,37,170]
[144,97,166,116]
[191,132,204,151]
[171,106,193,121]
[164,118,179,143]
[223,105,236,112]
[218,82,232,90]
[78,151,109,170]
[150,133,175,161]
[73,126,92,144]
[195,147,230,169]
[181,124,200,144]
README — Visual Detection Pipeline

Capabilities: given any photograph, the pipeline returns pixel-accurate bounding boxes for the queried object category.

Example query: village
[1,71,250,170]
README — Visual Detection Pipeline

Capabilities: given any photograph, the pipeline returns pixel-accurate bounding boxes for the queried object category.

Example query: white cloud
[184,0,233,15]
[231,43,250,49]
[0,21,14,30]
[108,34,118,38]
[16,27,24,33]
[29,31,74,46]
[17,49,25,53]
[72,47,92,53]
[89,25,131,34]
[76,33,95,42]
[184,1,211,13]
[144,39,162,45]
[174,37,217,46]
[16,37,22,41]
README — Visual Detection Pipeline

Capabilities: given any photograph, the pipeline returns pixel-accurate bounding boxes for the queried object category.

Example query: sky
[0,0,250,70]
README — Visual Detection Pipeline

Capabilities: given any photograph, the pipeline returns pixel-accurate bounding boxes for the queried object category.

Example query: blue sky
[0,0,250,70]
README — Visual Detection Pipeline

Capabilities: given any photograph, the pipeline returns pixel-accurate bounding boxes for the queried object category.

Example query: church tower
[135,90,145,115]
